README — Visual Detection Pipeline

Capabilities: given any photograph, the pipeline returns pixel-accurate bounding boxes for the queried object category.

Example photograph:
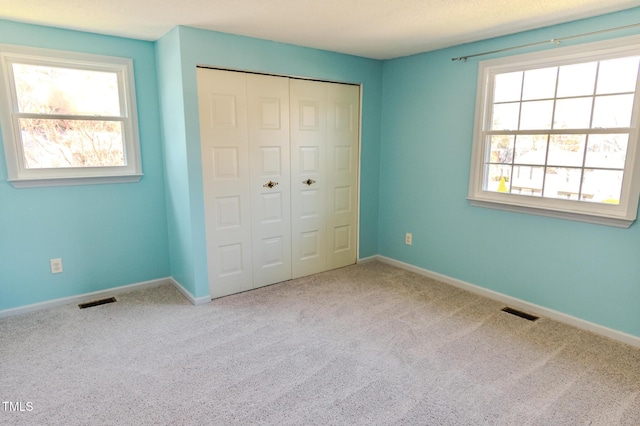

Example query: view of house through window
[12,63,125,169]
[484,56,639,205]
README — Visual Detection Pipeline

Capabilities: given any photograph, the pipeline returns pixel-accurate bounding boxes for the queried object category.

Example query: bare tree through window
[13,63,125,169]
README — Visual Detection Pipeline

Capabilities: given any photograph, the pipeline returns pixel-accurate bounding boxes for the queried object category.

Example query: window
[468,35,640,228]
[0,44,142,187]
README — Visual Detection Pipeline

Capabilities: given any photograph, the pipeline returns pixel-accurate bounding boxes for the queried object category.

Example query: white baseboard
[170,278,211,306]
[357,255,379,264]
[376,255,640,349]
[0,277,173,319]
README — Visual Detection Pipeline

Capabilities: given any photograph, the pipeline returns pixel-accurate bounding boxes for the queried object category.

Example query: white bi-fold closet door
[197,68,360,298]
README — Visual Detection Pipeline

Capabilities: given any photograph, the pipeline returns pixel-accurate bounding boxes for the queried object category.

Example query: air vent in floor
[501,307,539,322]
[78,297,117,309]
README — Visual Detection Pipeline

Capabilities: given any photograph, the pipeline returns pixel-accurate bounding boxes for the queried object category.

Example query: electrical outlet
[50,258,63,274]
[405,233,412,245]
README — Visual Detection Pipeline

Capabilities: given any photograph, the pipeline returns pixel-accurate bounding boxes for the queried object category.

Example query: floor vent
[501,307,539,322]
[79,297,117,309]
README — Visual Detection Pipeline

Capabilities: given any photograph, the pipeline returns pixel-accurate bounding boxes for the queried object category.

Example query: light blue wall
[155,28,196,295]
[156,26,383,298]
[380,7,640,337]
[0,20,170,310]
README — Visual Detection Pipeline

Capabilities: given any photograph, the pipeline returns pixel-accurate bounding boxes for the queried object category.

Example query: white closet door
[197,68,253,298]
[247,74,292,287]
[326,83,360,270]
[198,69,360,297]
[290,79,328,278]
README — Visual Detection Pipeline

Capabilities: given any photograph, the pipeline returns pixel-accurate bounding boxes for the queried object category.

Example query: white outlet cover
[50,258,63,274]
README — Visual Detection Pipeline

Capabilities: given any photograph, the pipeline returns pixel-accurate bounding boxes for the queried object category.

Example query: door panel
[247,74,292,287]
[197,68,253,298]
[290,79,327,279]
[326,83,360,270]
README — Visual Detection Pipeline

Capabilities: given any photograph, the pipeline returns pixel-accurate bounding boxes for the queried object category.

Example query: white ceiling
[1,0,639,59]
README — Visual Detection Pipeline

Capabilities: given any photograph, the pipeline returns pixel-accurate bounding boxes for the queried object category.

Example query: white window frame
[0,44,142,188]
[468,35,640,228]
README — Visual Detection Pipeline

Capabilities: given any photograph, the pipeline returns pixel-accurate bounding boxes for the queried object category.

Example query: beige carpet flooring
[2,261,640,425]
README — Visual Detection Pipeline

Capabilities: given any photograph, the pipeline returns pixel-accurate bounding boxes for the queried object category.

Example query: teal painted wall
[156,26,383,298]
[380,8,640,337]
[155,28,196,296]
[0,20,170,310]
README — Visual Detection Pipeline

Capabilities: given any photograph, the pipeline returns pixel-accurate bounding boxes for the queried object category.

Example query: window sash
[0,44,142,187]
[468,34,640,228]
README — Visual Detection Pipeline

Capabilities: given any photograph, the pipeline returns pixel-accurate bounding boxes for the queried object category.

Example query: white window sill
[467,197,634,228]
[9,174,143,188]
